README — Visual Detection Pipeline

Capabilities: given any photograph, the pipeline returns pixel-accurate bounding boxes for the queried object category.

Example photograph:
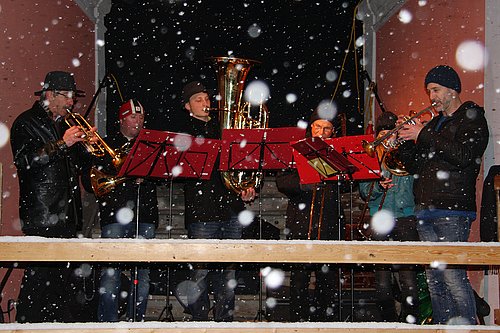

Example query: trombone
[361,103,437,158]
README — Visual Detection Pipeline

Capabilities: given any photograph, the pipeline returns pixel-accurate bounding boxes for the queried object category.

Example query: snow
[0,235,498,247]
[0,321,494,331]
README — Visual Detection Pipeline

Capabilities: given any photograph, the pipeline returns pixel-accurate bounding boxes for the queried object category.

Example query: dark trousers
[289,264,339,322]
[16,264,76,323]
[372,216,421,323]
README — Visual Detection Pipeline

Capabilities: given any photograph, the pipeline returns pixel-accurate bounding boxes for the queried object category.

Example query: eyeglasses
[54,91,75,99]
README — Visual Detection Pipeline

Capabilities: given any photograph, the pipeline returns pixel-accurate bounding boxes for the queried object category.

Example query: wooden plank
[495,174,500,241]
[1,237,499,265]
[0,322,498,332]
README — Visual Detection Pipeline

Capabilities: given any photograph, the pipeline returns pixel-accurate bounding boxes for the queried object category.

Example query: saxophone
[208,56,269,193]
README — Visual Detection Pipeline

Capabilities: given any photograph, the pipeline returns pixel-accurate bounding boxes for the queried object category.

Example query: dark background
[104,0,365,135]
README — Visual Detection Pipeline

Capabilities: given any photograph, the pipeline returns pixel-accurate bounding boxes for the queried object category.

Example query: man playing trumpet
[398,65,489,325]
[10,71,96,322]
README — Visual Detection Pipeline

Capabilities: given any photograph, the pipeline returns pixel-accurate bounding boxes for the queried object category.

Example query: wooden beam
[1,237,499,265]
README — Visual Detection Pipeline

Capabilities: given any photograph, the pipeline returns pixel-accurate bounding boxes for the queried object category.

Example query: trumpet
[64,109,125,169]
[361,103,437,158]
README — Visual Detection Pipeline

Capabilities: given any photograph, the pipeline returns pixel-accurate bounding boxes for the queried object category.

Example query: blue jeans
[98,223,155,322]
[417,215,476,325]
[187,220,243,321]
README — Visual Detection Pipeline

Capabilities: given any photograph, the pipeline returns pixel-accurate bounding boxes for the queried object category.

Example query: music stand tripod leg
[249,178,268,322]
[158,180,176,322]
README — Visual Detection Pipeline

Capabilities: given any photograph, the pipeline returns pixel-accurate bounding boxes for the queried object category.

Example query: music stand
[292,137,359,179]
[292,135,381,184]
[117,129,220,321]
[292,134,381,322]
[220,127,305,321]
[118,129,220,180]
[220,127,306,172]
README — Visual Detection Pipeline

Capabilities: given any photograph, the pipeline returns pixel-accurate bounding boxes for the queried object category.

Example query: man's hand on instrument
[241,187,257,202]
[398,118,424,142]
[63,126,86,147]
[378,177,395,190]
[63,126,98,147]
[87,126,99,143]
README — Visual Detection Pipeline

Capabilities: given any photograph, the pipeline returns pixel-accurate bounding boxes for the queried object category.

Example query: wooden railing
[1,237,500,265]
[1,237,499,332]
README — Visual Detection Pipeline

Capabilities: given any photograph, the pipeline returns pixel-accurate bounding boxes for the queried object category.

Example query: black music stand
[220,127,305,321]
[292,135,381,322]
[118,129,220,321]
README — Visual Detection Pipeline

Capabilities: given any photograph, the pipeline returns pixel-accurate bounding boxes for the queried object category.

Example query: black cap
[375,112,397,135]
[424,65,461,93]
[34,71,85,97]
[182,81,208,104]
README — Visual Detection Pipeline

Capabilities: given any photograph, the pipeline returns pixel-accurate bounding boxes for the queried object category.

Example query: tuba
[208,56,269,193]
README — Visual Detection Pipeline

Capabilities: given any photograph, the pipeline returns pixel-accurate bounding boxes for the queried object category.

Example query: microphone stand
[83,73,111,119]
[362,70,387,114]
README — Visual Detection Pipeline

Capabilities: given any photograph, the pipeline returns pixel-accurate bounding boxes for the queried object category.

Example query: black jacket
[479,165,500,242]
[276,169,343,240]
[179,116,245,227]
[399,101,489,212]
[10,102,88,236]
[83,133,159,228]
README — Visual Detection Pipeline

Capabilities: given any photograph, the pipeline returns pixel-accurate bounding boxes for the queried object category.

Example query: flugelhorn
[64,109,125,169]
[89,141,132,197]
[361,103,437,158]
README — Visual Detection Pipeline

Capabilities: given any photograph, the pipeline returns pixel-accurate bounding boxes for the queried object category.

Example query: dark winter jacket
[10,102,89,236]
[83,133,159,228]
[276,169,343,240]
[179,116,245,227]
[479,165,500,242]
[399,101,489,212]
